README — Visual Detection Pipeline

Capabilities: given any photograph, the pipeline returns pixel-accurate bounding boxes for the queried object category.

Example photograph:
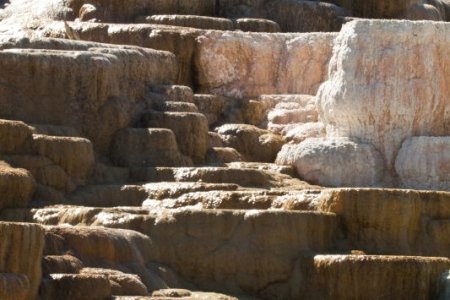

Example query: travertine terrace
[0,0,449,299]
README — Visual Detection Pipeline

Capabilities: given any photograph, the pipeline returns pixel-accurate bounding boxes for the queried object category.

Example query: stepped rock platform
[0,0,449,299]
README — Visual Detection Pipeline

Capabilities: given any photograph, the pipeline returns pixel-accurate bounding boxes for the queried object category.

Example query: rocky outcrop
[206,147,243,165]
[1,1,450,299]
[37,23,199,86]
[195,31,337,98]
[0,222,45,300]
[32,135,95,185]
[17,208,339,298]
[0,119,32,154]
[140,111,209,163]
[279,20,449,190]
[38,23,335,93]
[0,38,177,154]
[318,188,450,257]
[0,163,36,210]
[307,255,450,300]
[216,124,284,162]
[111,128,192,167]
[395,136,450,191]
[264,94,321,142]
[318,20,449,170]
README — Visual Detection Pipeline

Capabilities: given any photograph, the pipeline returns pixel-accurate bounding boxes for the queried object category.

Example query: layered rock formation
[0,0,449,299]
[0,38,177,154]
[0,222,44,300]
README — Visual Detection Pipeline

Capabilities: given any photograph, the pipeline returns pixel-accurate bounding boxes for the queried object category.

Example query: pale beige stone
[281,122,326,143]
[195,31,337,98]
[318,20,450,173]
[395,136,450,191]
[276,138,384,187]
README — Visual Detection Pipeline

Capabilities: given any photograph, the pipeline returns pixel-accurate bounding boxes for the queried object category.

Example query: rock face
[277,19,450,190]
[395,136,450,191]
[111,128,192,167]
[1,0,450,299]
[0,222,45,300]
[32,135,95,184]
[0,119,32,154]
[140,111,209,163]
[0,38,177,154]
[142,210,337,297]
[319,188,450,257]
[195,31,337,98]
[308,255,450,300]
[0,163,36,210]
[216,124,284,162]
[18,208,339,298]
[318,20,449,170]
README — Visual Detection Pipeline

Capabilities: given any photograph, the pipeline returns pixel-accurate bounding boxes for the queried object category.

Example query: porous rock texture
[308,255,450,300]
[395,136,450,191]
[216,124,284,162]
[0,38,177,154]
[279,19,450,190]
[276,137,385,187]
[0,222,44,300]
[315,189,450,257]
[318,20,449,170]
[0,162,36,209]
[195,31,337,98]
[0,0,450,299]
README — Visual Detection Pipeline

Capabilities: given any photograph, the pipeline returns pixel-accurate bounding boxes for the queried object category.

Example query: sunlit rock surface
[0,0,449,299]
